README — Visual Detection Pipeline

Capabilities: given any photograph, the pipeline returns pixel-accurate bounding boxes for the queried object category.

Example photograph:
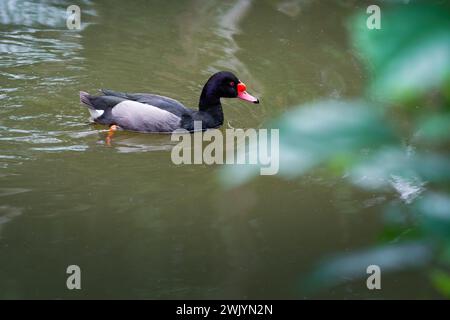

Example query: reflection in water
[0,0,93,71]
[110,134,177,153]
[0,0,96,169]
[178,0,258,85]
[0,0,67,27]
[176,0,262,129]
[215,0,254,77]
[0,0,95,27]
[0,0,95,85]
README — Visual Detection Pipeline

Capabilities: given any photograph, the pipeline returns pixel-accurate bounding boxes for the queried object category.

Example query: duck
[79,71,259,134]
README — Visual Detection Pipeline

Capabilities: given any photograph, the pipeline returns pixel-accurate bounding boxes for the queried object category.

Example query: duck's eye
[229,81,235,87]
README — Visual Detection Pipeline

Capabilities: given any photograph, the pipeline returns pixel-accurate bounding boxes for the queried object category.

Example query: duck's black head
[199,71,259,110]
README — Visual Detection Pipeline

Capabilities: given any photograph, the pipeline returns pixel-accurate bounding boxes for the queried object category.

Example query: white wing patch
[88,109,104,119]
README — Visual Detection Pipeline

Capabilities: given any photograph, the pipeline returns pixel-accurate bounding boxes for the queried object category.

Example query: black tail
[79,91,94,108]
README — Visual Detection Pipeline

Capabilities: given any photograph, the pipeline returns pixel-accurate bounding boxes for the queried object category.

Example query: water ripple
[31,145,89,152]
[0,205,22,238]
[0,0,94,28]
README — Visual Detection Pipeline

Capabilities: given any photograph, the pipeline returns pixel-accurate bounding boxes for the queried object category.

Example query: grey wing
[101,89,192,117]
[110,101,181,133]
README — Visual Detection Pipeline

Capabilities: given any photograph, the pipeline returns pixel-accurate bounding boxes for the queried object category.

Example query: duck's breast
[111,101,181,132]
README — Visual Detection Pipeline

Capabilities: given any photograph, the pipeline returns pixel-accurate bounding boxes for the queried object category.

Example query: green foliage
[220,1,450,297]
[430,270,450,298]
[352,4,450,104]
[415,114,450,144]
[276,100,395,176]
[302,242,432,294]
[415,193,450,239]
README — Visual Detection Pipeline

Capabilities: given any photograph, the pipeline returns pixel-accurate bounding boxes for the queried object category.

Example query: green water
[0,0,437,299]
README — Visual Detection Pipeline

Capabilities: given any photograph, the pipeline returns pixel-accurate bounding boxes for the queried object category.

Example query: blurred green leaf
[351,4,450,103]
[438,244,450,266]
[349,148,450,190]
[377,226,421,243]
[349,148,422,191]
[430,269,450,298]
[414,114,450,144]
[221,100,395,187]
[301,242,432,294]
[277,100,395,175]
[415,192,450,238]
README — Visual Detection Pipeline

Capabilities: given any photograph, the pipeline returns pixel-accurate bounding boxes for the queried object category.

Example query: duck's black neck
[199,83,220,110]
[198,83,224,126]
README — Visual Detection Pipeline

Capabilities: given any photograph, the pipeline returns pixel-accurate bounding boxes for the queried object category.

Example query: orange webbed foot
[106,125,119,146]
